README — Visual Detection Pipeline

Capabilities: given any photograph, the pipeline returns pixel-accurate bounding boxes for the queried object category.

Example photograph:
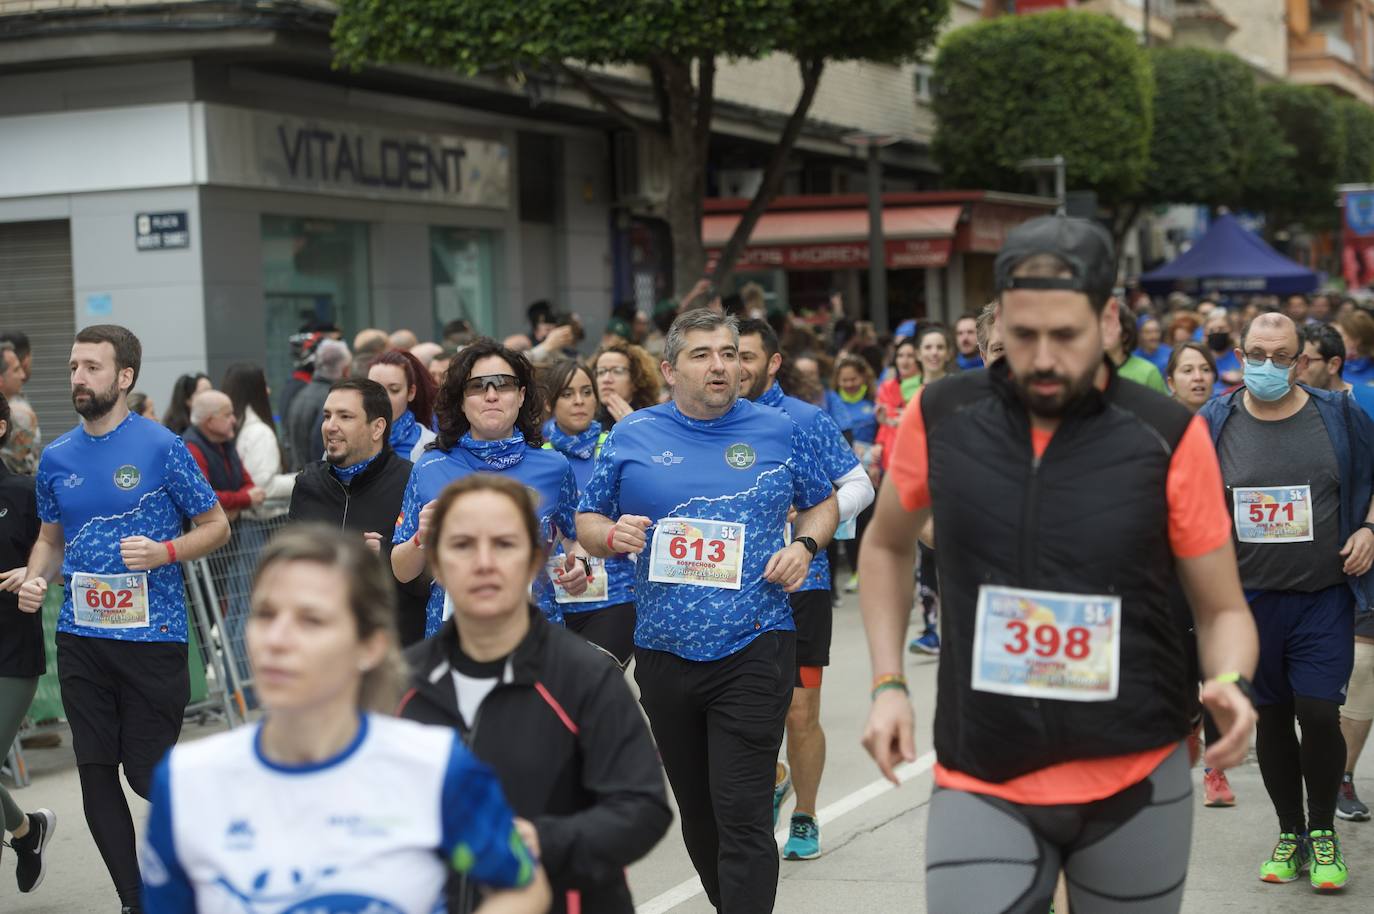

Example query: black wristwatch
[793,536,819,557]
[1215,672,1255,705]
[1361,522,1374,537]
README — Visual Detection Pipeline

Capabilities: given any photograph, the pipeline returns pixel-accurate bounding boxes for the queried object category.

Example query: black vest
[182,426,246,492]
[923,359,1194,782]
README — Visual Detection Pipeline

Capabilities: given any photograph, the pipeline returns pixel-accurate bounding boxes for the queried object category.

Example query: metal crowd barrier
[182,513,292,725]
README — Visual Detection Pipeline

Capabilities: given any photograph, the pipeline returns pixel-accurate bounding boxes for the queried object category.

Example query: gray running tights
[0,676,38,833]
[926,743,1192,914]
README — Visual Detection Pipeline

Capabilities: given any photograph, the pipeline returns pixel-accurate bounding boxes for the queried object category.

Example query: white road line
[635,751,937,914]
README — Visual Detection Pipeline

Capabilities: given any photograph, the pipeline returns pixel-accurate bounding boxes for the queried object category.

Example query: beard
[1010,363,1099,419]
[744,370,771,401]
[72,380,120,421]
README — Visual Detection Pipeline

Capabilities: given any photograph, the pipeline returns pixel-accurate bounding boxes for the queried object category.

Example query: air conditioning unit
[613,130,671,208]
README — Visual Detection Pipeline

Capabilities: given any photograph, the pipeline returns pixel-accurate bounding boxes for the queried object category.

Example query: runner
[390,339,587,636]
[737,318,875,859]
[955,313,984,370]
[1198,311,1374,890]
[17,325,231,914]
[368,349,438,462]
[861,216,1259,914]
[577,309,838,913]
[139,525,550,914]
[830,355,879,595]
[288,379,429,646]
[975,301,1004,365]
[398,474,670,913]
[0,391,55,894]
[539,359,636,667]
[1339,606,1374,822]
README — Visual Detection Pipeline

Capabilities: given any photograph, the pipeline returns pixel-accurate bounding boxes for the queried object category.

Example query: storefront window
[431,227,498,338]
[261,215,371,401]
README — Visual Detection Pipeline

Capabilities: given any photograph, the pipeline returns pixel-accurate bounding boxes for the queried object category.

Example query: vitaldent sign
[202,104,510,208]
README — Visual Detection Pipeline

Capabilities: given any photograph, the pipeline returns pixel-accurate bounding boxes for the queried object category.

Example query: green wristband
[871,680,910,700]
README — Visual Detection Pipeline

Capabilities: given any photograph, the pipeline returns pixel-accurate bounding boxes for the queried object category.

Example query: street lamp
[1017,156,1067,215]
[842,132,901,332]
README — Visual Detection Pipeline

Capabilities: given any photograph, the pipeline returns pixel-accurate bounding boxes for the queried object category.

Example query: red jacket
[185,439,257,511]
[874,376,916,471]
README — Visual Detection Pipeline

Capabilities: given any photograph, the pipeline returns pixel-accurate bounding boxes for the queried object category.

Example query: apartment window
[915,65,936,102]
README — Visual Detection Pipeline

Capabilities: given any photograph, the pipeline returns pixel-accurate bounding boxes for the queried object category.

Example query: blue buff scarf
[757,381,785,408]
[330,452,377,484]
[547,420,602,461]
[461,432,527,470]
[389,409,422,455]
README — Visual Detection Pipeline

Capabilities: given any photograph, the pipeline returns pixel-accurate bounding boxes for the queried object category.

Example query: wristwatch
[1214,671,1255,705]
[1361,522,1374,536]
[793,536,819,557]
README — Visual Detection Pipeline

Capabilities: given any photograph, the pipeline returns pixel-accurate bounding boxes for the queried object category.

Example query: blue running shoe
[773,762,792,827]
[783,813,821,860]
[909,629,940,655]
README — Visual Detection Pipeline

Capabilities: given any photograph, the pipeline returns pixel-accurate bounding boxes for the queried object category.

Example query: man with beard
[737,318,874,860]
[954,313,984,370]
[287,378,429,645]
[859,216,1260,914]
[578,309,837,913]
[16,324,229,914]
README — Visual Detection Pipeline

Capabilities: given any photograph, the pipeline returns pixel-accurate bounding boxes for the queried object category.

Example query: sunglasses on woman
[463,374,521,397]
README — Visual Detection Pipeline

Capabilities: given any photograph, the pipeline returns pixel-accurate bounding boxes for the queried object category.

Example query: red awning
[703,205,962,271]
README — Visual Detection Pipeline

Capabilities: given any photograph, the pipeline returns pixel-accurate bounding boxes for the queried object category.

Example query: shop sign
[135,211,190,251]
[709,237,951,272]
[203,105,510,209]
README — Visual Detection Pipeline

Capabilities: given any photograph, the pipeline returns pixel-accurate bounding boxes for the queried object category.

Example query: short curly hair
[592,342,662,412]
[434,338,544,449]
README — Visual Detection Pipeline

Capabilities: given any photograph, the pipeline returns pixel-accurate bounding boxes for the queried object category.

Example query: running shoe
[783,813,821,860]
[1336,777,1371,822]
[909,629,940,655]
[845,573,859,593]
[1203,769,1235,807]
[773,761,793,827]
[1259,832,1309,883]
[1309,829,1348,891]
[13,808,55,892]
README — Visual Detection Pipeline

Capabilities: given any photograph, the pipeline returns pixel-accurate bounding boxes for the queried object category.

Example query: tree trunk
[657,54,709,298]
[710,57,825,291]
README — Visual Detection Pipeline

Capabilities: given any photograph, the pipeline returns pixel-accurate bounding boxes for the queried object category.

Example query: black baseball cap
[994,215,1115,304]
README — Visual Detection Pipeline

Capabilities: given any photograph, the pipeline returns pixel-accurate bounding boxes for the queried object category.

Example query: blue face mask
[1243,358,1294,402]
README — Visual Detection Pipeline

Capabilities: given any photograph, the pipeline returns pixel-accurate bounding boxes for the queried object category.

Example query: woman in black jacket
[398,474,671,914]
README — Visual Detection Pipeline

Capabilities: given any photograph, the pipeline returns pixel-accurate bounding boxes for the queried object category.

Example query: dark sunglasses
[463,373,521,397]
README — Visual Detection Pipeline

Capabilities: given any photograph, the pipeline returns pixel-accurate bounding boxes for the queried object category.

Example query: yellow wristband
[1212,672,1241,684]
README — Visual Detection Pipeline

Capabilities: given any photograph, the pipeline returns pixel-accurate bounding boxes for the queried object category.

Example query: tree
[1338,97,1374,187]
[333,0,950,296]
[1143,47,1272,210]
[931,11,1152,230]
[1256,83,1346,230]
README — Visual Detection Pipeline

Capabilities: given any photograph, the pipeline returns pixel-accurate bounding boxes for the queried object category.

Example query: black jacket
[283,376,331,469]
[924,358,1194,782]
[287,447,429,645]
[400,611,672,914]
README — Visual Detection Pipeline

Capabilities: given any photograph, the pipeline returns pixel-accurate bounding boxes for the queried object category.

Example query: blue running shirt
[393,444,578,633]
[542,436,635,613]
[578,398,833,661]
[757,383,859,593]
[140,714,534,914]
[35,413,218,643]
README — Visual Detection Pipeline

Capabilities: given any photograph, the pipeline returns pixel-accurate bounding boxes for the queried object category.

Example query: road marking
[635,751,937,914]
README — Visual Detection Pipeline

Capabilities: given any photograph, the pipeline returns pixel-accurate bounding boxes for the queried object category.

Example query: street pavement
[3,592,1373,912]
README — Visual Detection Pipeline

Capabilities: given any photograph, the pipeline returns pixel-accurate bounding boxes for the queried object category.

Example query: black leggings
[79,762,152,909]
[1256,697,1347,833]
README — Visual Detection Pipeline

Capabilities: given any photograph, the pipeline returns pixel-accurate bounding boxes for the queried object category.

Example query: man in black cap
[859,215,1260,913]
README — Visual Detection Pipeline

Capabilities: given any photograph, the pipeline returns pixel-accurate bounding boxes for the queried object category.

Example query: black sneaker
[1336,778,1371,821]
[13,808,55,892]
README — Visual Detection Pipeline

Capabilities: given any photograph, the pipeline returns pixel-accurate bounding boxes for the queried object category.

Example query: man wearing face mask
[1204,309,1244,395]
[1199,312,1374,891]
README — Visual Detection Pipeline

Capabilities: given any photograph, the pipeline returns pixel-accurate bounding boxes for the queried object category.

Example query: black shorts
[56,632,190,769]
[564,602,636,668]
[790,589,832,687]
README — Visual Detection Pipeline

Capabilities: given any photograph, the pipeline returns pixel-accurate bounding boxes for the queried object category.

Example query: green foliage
[931,11,1152,206]
[332,0,949,75]
[1257,83,1346,228]
[1143,47,1274,209]
[1338,97,1374,186]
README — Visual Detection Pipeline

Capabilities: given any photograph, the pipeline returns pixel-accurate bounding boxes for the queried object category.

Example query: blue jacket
[1199,384,1374,612]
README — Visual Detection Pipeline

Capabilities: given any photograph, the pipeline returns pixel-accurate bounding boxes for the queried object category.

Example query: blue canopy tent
[1139,213,1318,296]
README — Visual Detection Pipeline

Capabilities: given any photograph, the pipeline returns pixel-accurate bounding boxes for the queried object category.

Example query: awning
[704,205,961,271]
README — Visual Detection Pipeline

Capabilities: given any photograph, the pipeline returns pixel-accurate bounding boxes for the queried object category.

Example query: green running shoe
[1259,832,1309,883]
[1309,830,1348,892]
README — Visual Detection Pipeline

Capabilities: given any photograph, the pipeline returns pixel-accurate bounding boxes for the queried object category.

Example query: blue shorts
[1246,585,1355,707]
